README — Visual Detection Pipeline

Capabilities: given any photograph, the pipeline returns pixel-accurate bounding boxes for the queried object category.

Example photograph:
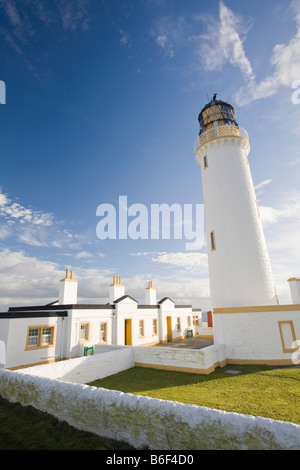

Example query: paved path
[152,337,214,350]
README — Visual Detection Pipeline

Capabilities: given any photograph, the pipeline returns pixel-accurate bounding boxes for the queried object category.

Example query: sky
[0,0,300,312]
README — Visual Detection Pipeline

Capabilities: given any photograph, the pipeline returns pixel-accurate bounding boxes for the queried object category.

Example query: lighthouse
[194,95,278,309]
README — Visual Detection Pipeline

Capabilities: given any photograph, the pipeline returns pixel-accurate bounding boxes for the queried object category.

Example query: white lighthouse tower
[194,95,278,309]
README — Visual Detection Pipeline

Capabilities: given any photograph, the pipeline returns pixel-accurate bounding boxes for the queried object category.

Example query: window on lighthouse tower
[203,155,208,169]
[210,231,216,251]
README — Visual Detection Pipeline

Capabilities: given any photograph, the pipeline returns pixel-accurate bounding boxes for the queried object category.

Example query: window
[210,231,216,251]
[100,322,107,343]
[139,320,144,337]
[152,319,158,335]
[79,323,90,342]
[193,316,199,326]
[278,321,298,353]
[26,325,55,350]
[203,155,208,169]
[27,328,39,347]
[41,327,53,345]
[176,317,181,332]
[187,316,191,327]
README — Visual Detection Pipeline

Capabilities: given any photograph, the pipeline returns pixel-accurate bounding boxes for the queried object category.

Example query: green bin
[187,329,193,338]
[84,346,94,356]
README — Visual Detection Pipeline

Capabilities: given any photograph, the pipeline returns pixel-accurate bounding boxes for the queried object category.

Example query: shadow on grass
[88,364,271,395]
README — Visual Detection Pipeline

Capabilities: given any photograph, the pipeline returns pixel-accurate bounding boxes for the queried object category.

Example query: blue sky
[0,0,300,311]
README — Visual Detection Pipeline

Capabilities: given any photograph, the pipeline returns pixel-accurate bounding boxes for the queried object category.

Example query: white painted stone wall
[134,344,225,373]
[17,346,134,384]
[19,344,225,382]
[1,367,300,450]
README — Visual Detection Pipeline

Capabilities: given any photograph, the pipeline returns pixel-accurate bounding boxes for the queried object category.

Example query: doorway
[166,316,172,343]
[124,319,132,345]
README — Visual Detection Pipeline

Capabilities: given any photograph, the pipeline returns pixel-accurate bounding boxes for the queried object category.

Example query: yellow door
[125,319,132,345]
[166,316,172,342]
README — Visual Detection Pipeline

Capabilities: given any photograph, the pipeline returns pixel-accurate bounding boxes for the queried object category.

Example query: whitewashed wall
[18,346,134,384]
[196,137,277,309]
[134,344,226,374]
[67,308,113,357]
[213,307,300,363]
[1,367,300,450]
[19,344,226,382]
[4,316,66,369]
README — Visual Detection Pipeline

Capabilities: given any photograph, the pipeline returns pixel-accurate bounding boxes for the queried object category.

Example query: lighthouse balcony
[194,124,249,153]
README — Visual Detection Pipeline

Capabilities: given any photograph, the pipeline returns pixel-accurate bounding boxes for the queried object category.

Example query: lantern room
[198,94,239,135]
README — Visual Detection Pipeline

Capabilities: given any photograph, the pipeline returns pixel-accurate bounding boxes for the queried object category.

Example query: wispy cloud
[260,190,300,226]
[0,0,92,72]
[57,0,91,32]
[151,15,187,59]
[254,179,273,197]
[197,1,300,106]
[198,1,255,83]
[132,251,208,272]
[119,28,131,47]
[234,0,300,105]
[75,250,93,260]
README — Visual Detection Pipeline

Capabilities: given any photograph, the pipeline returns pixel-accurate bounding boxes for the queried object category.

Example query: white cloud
[75,251,93,259]
[197,1,300,106]
[0,188,85,250]
[119,29,131,47]
[0,188,54,226]
[0,247,210,312]
[254,179,273,192]
[151,15,187,58]
[132,251,208,272]
[156,35,168,48]
[254,179,273,198]
[259,189,300,226]
[256,187,300,303]
[0,249,61,310]
[198,1,255,82]
[151,251,208,271]
[235,1,300,105]
[0,249,113,310]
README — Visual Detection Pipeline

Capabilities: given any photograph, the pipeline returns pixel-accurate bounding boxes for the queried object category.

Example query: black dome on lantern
[198,94,239,135]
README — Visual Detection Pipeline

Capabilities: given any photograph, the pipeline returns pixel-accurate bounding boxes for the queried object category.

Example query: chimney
[145,281,156,305]
[59,269,78,305]
[288,278,300,304]
[109,276,125,303]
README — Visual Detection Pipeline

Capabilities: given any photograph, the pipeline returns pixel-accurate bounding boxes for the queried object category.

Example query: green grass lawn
[88,364,300,425]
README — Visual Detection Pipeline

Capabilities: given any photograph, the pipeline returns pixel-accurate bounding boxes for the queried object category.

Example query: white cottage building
[0,270,209,370]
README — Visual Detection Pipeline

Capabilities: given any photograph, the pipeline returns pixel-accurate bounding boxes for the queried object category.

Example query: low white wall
[0,368,300,450]
[134,344,226,374]
[18,346,134,384]
[18,344,226,382]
